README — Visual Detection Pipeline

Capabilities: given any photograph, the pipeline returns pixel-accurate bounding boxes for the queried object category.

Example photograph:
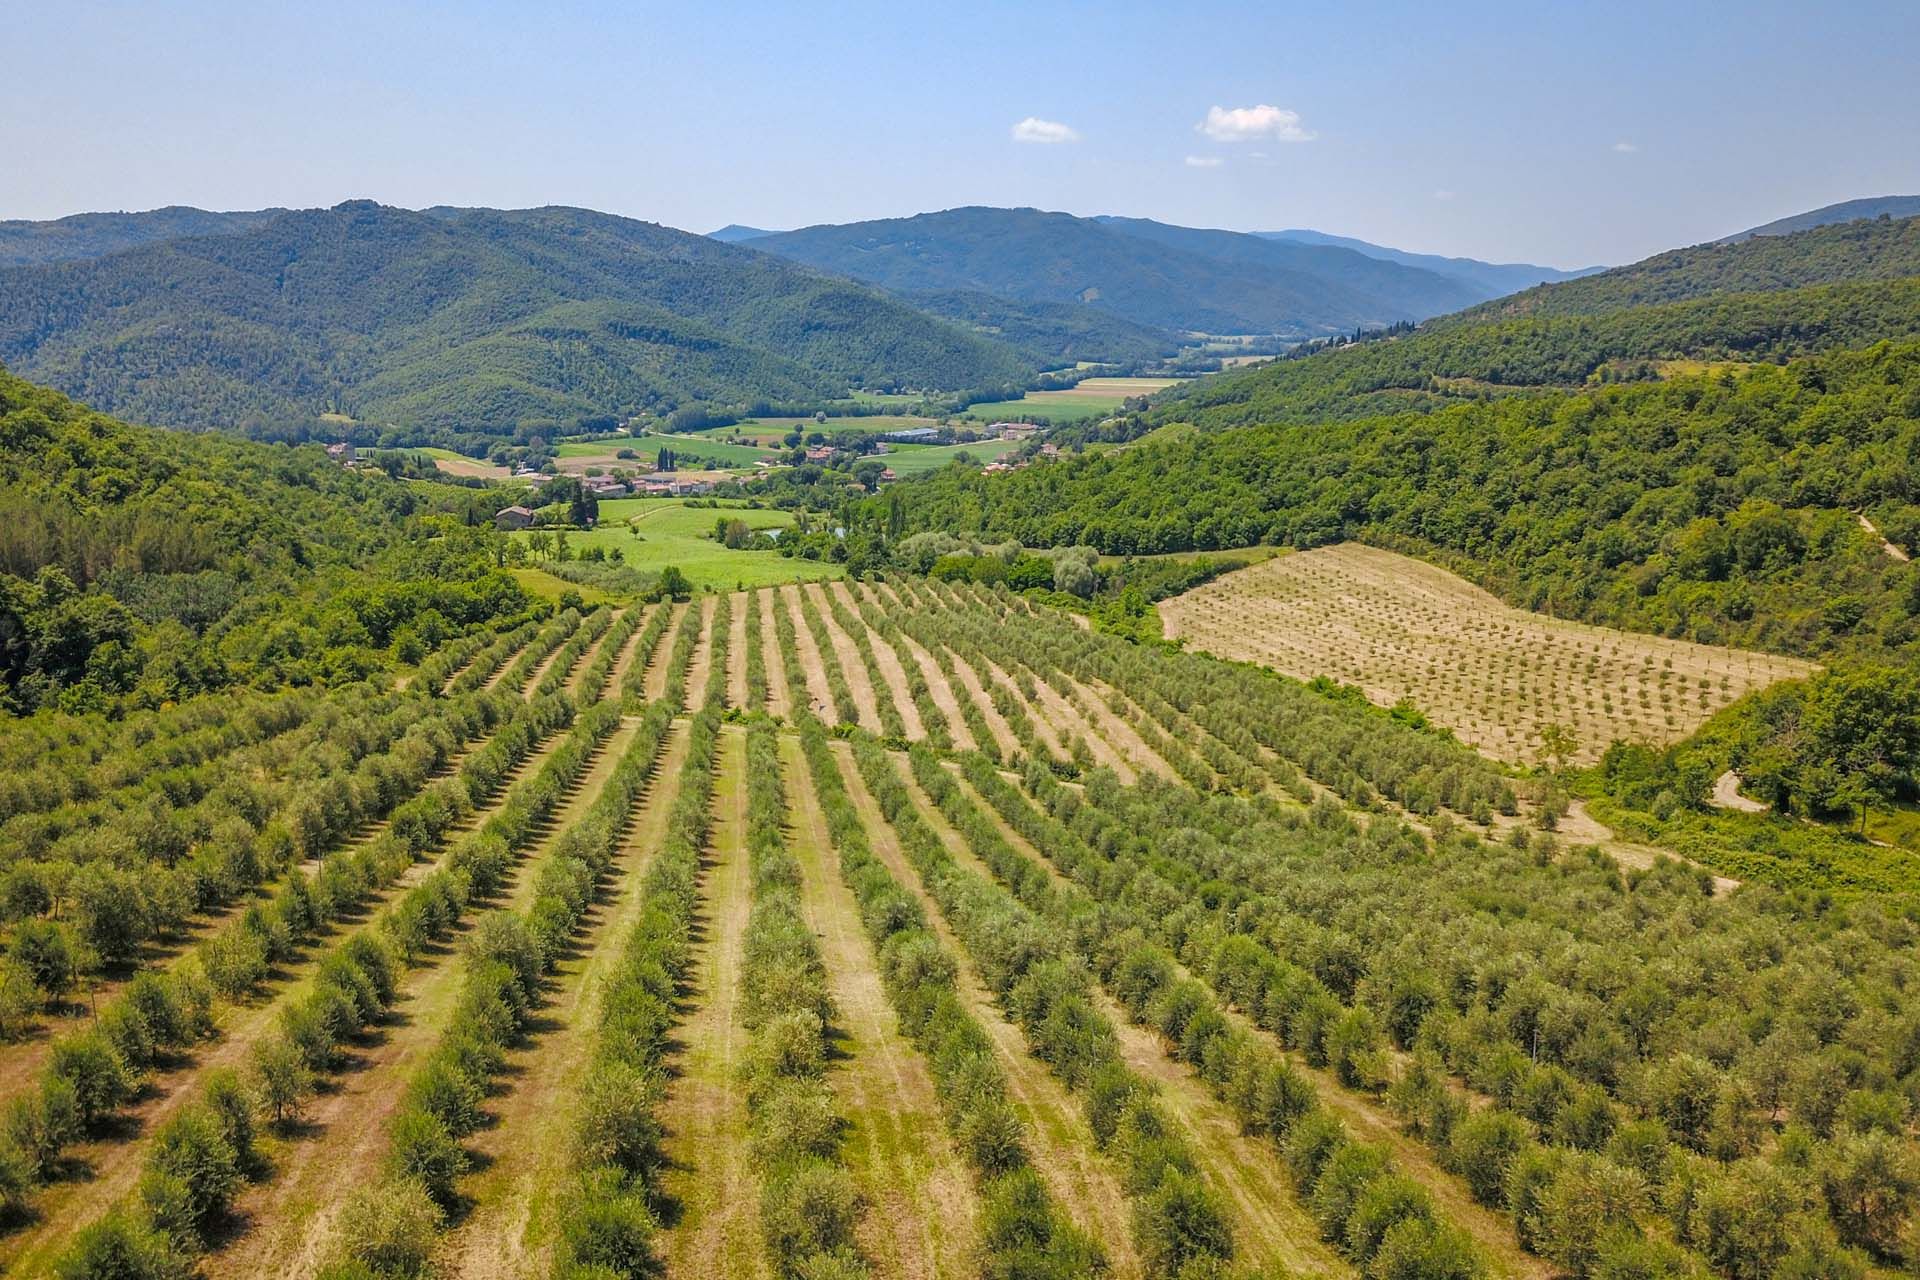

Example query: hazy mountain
[749,206,1481,337]
[0,206,288,267]
[1254,228,1601,298]
[0,202,1035,441]
[708,223,779,242]
[1720,195,1920,242]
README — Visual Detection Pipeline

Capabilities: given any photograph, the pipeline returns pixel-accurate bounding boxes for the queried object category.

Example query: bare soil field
[1160,543,1816,765]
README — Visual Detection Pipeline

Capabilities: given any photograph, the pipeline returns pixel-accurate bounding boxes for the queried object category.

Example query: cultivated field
[518,498,845,590]
[1159,542,1817,764]
[959,376,1180,424]
[5,576,1911,1280]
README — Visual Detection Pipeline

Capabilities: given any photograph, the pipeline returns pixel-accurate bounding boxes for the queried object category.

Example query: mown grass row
[494,608,586,696]
[322,696,678,1278]
[533,606,615,699]
[575,604,646,704]
[794,717,1104,1277]
[42,697,626,1278]
[0,689,553,1225]
[947,753,1496,1280]
[617,598,677,703]
[744,589,768,711]
[820,588,906,741]
[546,700,725,1279]
[792,586,861,727]
[740,718,869,1277]
[849,737,1244,1278]
[847,585,952,749]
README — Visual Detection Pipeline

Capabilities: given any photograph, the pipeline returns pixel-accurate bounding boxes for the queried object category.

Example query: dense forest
[0,366,533,714]
[748,206,1482,335]
[0,203,1035,443]
[873,339,1920,661]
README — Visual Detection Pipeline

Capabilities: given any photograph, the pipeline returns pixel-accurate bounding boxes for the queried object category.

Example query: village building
[494,504,535,530]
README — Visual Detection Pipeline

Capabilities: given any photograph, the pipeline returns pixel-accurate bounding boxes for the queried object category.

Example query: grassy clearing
[508,566,619,605]
[1160,542,1816,765]
[518,499,843,591]
[881,437,1021,475]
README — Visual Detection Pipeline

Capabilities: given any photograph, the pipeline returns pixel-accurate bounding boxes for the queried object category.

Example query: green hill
[0,202,1035,445]
[749,206,1482,336]
[900,287,1177,366]
[877,338,1920,663]
[0,362,530,713]
[1720,195,1920,242]
[1142,215,1920,430]
[0,206,286,267]
[1253,227,1601,296]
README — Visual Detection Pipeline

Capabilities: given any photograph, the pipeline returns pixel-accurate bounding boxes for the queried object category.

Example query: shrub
[557,1166,657,1277]
[1132,1166,1234,1276]
[52,1209,190,1280]
[143,1103,241,1238]
[761,1159,863,1270]
[48,1031,132,1129]
[1448,1110,1532,1208]
[332,1177,443,1279]
[387,1108,468,1209]
[252,1033,315,1129]
[575,1060,667,1176]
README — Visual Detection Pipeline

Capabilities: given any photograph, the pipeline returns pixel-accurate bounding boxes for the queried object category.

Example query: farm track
[779,585,836,723]
[0,716,593,1277]
[758,589,793,717]
[782,737,976,1278]
[830,743,1144,1280]
[829,582,926,740]
[656,729,770,1280]
[642,603,689,703]
[725,591,750,708]
[444,720,694,1280]
[682,596,717,706]
[805,582,884,730]
[941,769,1350,1278]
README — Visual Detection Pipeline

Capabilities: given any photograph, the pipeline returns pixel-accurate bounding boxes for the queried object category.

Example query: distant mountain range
[742,207,1490,338]
[0,206,287,267]
[708,223,778,243]
[0,202,1033,443]
[1720,195,1920,242]
[1252,228,1601,298]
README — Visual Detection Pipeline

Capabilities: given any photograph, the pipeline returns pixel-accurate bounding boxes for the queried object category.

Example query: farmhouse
[804,445,836,463]
[995,422,1040,440]
[325,441,356,465]
[583,475,630,498]
[494,504,535,530]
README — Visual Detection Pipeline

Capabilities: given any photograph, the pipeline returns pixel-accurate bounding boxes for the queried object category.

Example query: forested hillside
[0,207,284,267]
[1135,215,1920,432]
[1721,194,1920,241]
[0,203,1035,445]
[879,339,1920,661]
[0,365,531,713]
[750,206,1480,335]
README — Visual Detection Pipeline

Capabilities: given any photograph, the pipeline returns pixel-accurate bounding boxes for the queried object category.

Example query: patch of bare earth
[829,582,925,740]
[758,589,793,718]
[783,737,977,1278]
[804,583,883,731]
[655,729,769,1279]
[830,744,1143,1280]
[779,585,837,724]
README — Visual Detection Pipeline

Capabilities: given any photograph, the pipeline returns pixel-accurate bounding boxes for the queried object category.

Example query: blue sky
[4,0,1916,266]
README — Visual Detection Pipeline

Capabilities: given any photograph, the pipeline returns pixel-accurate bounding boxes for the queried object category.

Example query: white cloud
[1184,154,1223,168]
[1197,104,1314,143]
[1011,117,1080,144]
[1612,140,1638,153]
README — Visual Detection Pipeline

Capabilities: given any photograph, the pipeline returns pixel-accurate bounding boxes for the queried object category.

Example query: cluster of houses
[582,472,715,500]
[982,439,1058,475]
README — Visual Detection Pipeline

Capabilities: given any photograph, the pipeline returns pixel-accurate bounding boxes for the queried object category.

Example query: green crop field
[521,498,843,589]
[880,436,1021,474]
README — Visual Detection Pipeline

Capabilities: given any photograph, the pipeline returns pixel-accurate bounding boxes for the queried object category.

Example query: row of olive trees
[1026,754,1915,1278]
[740,718,869,1277]
[794,715,1105,1277]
